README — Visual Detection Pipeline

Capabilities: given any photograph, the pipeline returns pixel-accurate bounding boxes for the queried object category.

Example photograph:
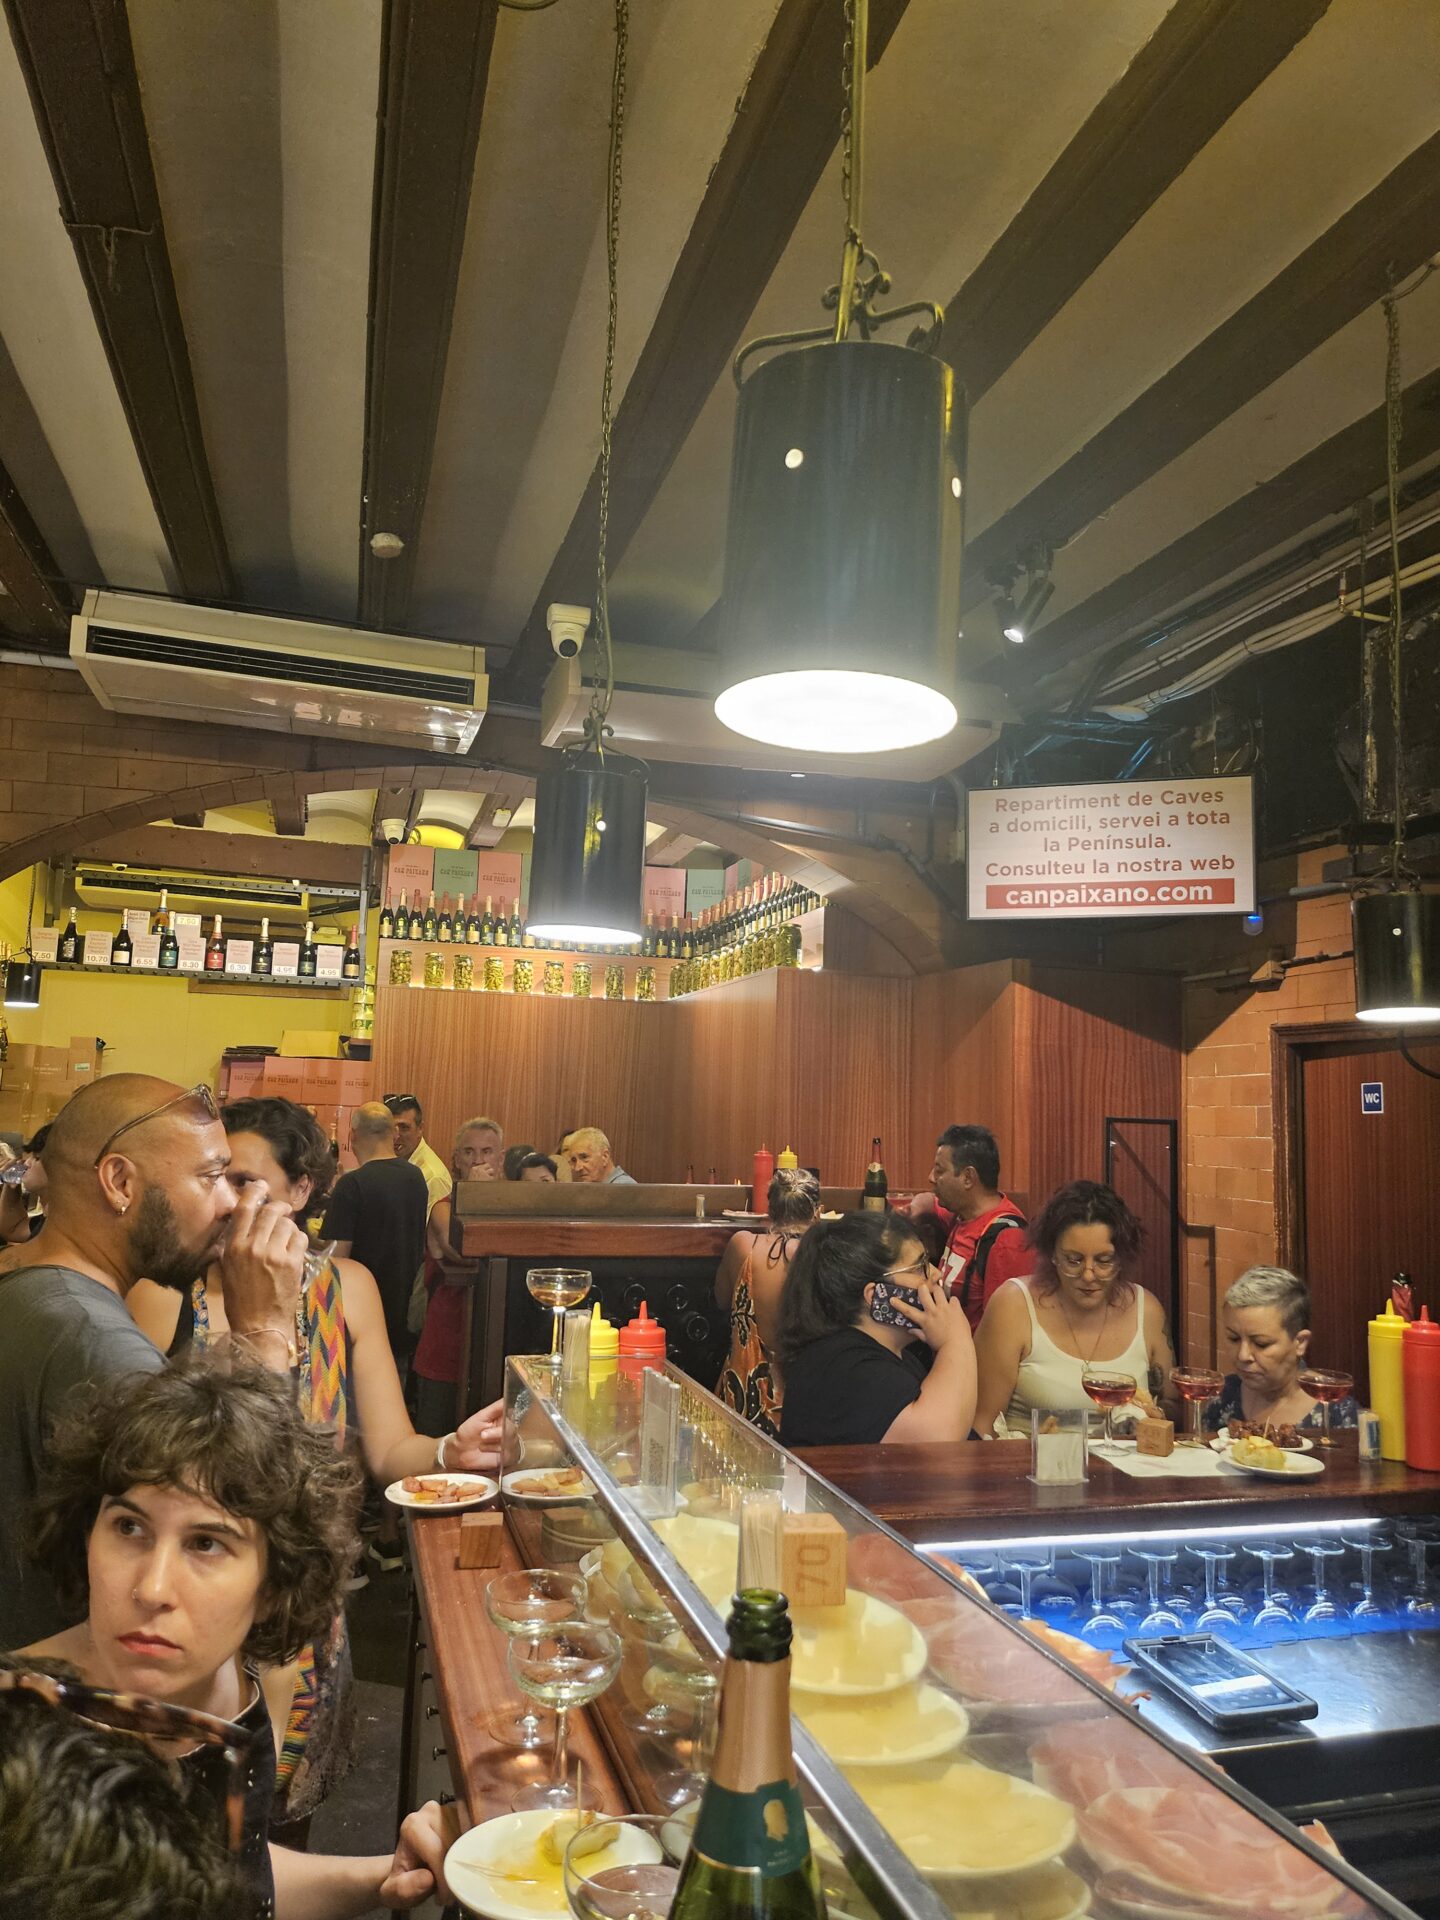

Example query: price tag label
[224,939,254,975]
[123,909,152,939]
[82,931,113,967]
[130,934,161,968]
[314,945,344,981]
[177,938,206,972]
[173,912,203,936]
[272,942,300,979]
[30,928,59,964]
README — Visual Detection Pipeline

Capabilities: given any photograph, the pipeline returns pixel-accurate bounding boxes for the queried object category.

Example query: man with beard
[0,1075,306,1646]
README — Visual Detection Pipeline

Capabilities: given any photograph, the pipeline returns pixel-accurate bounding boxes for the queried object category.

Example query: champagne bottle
[670,1591,825,1920]
[378,891,395,940]
[158,895,180,972]
[642,910,656,958]
[509,901,524,947]
[422,891,439,942]
[298,919,318,979]
[436,893,453,943]
[861,1136,888,1212]
[204,914,225,973]
[465,894,482,944]
[479,894,495,945]
[253,916,273,977]
[58,906,81,964]
[111,919,133,969]
[494,899,510,947]
[342,925,362,981]
[392,890,410,940]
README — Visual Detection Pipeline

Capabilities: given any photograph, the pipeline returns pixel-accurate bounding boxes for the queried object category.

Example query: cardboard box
[280,1030,340,1059]
[304,1060,344,1102]
[223,1060,265,1099]
[308,1104,340,1141]
[260,1057,308,1100]
[337,1061,371,1105]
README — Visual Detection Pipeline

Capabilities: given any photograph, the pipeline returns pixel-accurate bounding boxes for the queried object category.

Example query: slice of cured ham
[1030,1715,1197,1811]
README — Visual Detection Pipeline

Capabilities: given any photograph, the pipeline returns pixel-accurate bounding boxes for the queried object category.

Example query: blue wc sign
[1360,1082,1384,1115]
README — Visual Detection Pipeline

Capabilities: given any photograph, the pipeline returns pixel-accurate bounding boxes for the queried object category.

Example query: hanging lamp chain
[1381,283,1412,888]
[585,0,629,758]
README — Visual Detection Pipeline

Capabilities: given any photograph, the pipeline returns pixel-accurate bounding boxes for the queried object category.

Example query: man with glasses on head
[0,1074,308,1646]
[384,1093,453,1214]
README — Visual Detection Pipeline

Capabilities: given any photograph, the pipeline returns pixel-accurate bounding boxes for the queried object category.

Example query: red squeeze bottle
[619,1301,666,1370]
[1402,1307,1440,1472]
[751,1143,775,1215]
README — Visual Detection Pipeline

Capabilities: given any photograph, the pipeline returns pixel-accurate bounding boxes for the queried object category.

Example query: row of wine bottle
[54,895,362,981]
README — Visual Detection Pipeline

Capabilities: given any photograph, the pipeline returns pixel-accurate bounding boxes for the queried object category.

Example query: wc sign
[1361,1082,1384,1115]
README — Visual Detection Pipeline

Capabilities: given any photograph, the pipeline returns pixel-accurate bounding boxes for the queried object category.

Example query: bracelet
[436,1431,456,1470]
[228,1324,299,1368]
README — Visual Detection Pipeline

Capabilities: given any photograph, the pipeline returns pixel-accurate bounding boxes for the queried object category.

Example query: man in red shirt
[909,1125,1030,1332]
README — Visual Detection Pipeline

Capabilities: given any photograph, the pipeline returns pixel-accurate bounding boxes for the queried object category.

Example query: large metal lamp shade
[3,956,41,1009]
[1353,890,1440,1023]
[525,753,648,946]
[715,339,966,754]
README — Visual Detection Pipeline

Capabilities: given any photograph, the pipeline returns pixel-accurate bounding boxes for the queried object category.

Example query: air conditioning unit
[70,590,487,755]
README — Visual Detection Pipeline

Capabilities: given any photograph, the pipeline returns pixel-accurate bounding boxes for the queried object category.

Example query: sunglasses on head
[93,1084,220,1168]
[0,1668,249,1854]
[383,1093,417,1113]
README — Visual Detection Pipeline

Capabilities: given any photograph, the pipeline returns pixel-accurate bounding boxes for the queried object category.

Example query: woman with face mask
[1209,1265,1358,1433]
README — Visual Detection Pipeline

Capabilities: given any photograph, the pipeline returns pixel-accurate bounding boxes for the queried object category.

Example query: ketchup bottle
[751,1143,775,1215]
[1402,1306,1440,1472]
[619,1300,667,1370]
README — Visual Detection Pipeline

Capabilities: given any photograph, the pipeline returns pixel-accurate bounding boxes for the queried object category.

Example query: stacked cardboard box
[0,1035,103,1137]
[218,1054,372,1172]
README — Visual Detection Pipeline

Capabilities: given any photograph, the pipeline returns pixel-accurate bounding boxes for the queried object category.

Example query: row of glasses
[1078,1363,1355,1453]
[484,1568,623,1810]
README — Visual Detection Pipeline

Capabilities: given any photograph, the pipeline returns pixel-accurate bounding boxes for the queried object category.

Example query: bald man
[0,1075,309,1645]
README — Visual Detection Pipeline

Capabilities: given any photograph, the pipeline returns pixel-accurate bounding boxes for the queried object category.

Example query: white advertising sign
[967,777,1255,921]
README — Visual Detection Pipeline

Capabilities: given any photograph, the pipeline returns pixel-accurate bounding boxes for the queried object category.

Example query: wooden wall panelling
[908,962,1020,1195]
[773,970,914,1189]
[643,974,784,1185]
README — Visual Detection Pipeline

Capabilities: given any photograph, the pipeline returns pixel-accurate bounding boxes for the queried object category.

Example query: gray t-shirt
[0,1265,163,1648]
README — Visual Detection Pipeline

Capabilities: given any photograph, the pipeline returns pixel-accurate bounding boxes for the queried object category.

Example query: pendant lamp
[1350,282,1440,1023]
[716,0,964,754]
[526,0,647,945]
[3,955,41,1009]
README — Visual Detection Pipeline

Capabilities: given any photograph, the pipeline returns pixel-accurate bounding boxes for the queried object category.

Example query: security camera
[547,603,590,660]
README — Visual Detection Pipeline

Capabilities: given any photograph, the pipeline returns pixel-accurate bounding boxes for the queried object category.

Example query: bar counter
[799,1433,1440,1545]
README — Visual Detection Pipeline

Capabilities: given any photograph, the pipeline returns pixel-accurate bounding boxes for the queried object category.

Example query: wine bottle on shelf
[465,895,483,944]
[158,896,180,972]
[670,1590,824,1920]
[509,901,524,947]
[479,895,495,945]
[204,915,226,973]
[422,892,439,942]
[111,919,133,969]
[58,906,81,964]
[298,920,318,979]
[436,894,453,943]
[862,1136,888,1212]
[342,925,362,981]
[681,915,695,962]
[494,900,510,947]
[392,891,410,940]
[253,917,273,977]
[642,911,656,957]
[378,892,396,940]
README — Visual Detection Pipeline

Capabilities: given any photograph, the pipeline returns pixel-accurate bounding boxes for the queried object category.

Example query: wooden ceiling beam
[268,792,307,839]
[0,453,73,642]
[370,785,410,844]
[169,813,206,830]
[1026,366,1440,684]
[357,0,499,630]
[3,0,233,600]
[497,0,915,702]
[643,826,704,866]
[939,0,1331,406]
[965,129,1440,605]
[76,824,363,887]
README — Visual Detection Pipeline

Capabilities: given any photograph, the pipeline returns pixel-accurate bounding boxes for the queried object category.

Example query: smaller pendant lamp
[1353,891,1440,1024]
[3,955,41,1009]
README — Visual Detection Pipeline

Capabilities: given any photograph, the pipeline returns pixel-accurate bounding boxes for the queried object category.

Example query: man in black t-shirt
[324,1102,429,1359]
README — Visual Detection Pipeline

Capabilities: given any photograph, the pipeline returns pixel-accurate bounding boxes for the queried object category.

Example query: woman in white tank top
[971,1180,1177,1439]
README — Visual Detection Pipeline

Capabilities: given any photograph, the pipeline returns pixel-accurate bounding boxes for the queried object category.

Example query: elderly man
[564,1127,636,1185]
[0,1075,308,1645]
[414,1117,503,1435]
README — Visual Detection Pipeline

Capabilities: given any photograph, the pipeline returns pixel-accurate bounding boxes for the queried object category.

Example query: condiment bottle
[1402,1306,1440,1472]
[751,1143,775,1214]
[619,1300,666,1369]
[1368,1298,1408,1460]
[776,1144,798,1171]
[587,1302,619,1365]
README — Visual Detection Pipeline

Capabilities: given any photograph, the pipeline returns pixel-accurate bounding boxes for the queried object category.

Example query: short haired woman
[715,1168,821,1436]
[17,1357,453,1916]
[776,1212,974,1447]
[1210,1265,1357,1433]
[972,1180,1176,1438]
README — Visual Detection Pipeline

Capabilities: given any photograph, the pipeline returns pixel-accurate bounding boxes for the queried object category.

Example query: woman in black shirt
[776,1212,975,1448]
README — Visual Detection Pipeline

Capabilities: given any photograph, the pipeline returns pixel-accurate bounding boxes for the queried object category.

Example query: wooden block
[1135,1416,1175,1458]
[458,1511,503,1569]
[780,1512,847,1609]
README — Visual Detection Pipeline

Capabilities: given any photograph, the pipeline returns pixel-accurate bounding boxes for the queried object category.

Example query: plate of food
[798,1682,969,1766]
[444,1809,662,1920]
[385,1473,498,1511]
[501,1467,596,1504]
[845,1760,1076,1883]
[1217,1434,1325,1479]
[1211,1423,1313,1453]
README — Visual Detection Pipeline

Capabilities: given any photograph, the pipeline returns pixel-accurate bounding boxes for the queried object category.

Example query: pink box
[337,1061,372,1105]
[225,1060,265,1099]
[304,1060,344,1102]
[260,1057,308,1100]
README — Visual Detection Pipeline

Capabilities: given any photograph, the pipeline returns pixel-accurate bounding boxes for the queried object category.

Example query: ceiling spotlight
[995,554,1054,645]
[998,594,1024,645]
[369,531,405,560]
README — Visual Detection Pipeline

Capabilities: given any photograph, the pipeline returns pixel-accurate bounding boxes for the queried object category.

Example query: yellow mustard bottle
[775,1144,798,1171]
[1368,1299,1408,1461]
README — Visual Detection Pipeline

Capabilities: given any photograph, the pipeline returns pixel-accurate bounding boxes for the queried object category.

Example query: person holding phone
[776,1212,975,1447]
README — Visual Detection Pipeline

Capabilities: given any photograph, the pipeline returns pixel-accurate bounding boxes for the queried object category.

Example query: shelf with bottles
[36,898,366,990]
[378,938,676,1002]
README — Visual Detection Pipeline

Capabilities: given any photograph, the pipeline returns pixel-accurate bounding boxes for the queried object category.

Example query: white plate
[444,1810,663,1920]
[798,1683,969,1765]
[385,1473,498,1512]
[1217,1450,1325,1480]
[1210,1427,1314,1453]
[502,1469,596,1505]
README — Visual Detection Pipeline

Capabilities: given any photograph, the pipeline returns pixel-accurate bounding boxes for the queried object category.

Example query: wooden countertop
[409,1512,627,1826]
[798,1435,1440,1543]
[454,1217,741,1259]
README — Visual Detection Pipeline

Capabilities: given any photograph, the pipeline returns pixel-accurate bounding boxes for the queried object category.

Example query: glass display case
[501,1350,1414,1920]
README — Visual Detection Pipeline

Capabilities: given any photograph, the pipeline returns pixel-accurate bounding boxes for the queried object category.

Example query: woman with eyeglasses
[971,1179,1176,1439]
[775,1211,975,1447]
[15,1356,454,1917]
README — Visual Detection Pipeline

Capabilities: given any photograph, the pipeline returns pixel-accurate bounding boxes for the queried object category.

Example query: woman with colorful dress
[714,1168,821,1436]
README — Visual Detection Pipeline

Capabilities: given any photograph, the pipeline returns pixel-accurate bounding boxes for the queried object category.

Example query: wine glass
[1000,1548,1052,1620]
[528,1268,593,1363]
[641,1633,721,1808]
[303,1240,338,1289]
[1397,1521,1440,1620]
[484,1568,587,1749]
[1131,1546,1186,1633]
[1082,1368,1137,1455]
[1246,1542,1298,1638]
[1341,1530,1392,1626]
[1297,1368,1352,1450]
[1187,1543,1243,1629]
[563,1814,682,1920]
[509,1620,622,1811]
[1300,1538,1348,1629]
[1170,1367,1224,1446]
[1078,1550,1127,1643]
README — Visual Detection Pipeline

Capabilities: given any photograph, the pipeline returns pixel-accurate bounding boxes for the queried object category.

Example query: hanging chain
[839,0,856,245]
[1382,285,1409,885]
[587,0,629,753]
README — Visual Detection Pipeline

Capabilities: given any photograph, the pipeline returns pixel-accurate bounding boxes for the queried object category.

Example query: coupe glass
[641,1634,721,1808]
[509,1621,623,1812]
[1078,1550,1127,1643]
[1081,1368,1138,1455]
[1341,1530,1392,1625]
[1246,1542,1298,1637]
[1187,1543,1243,1629]
[1397,1521,1440,1620]
[1297,1368,1352,1450]
[527,1268,593,1363]
[563,1813,683,1920]
[484,1569,586,1749]
[1000,1548,1053,1620]
[1131,1546,1185,1634]
[1301,1538,1348,1628]
[1170,1366,1224,1446]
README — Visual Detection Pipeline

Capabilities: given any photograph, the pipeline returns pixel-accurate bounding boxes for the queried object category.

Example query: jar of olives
[388,948,413,987]
[452,953,474,991]
[543,960,564,996]
[512,957,534,994]
[422,950,445,989]
[571,962,592,997]
[483,956,504,992]
[603,965,625,1001]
